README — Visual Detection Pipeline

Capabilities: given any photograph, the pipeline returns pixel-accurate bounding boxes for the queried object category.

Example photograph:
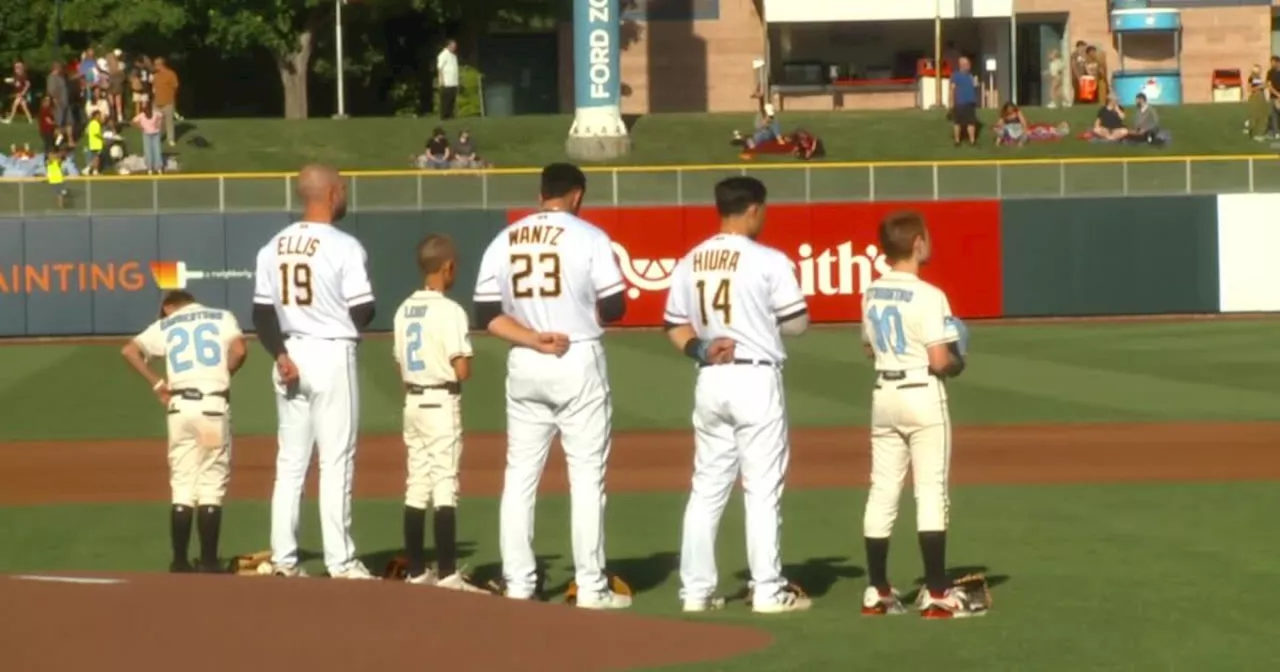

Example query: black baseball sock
[919,531,949,594]
[864,537,891,592]
[196,505,222,566]
[170,505,194,564]
[403,505,428,576]
[433,506,458,577]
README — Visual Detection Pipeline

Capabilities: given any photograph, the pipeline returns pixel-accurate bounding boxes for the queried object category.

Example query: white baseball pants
[863,373,951,538]
[270,337,361,575]
[680,364,790,609]
[403,391,463,509]
[166,394,231,507]
[500,341,612,598]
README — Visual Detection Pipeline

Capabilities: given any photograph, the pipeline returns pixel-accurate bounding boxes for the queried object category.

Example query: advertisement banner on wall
[1216,194,1280,312]
[508,201,1004,325]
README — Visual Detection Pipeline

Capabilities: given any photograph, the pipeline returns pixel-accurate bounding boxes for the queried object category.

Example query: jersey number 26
[867,305,907,355]
[166,323,223,373]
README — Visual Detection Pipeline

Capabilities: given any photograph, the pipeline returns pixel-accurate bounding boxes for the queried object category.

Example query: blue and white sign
[573,0,621,111]
[1111,8,1181,32]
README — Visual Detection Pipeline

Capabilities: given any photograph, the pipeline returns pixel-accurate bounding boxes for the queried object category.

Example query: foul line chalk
[11,575,127,585]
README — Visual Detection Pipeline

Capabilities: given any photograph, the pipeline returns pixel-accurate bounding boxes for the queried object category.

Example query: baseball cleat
[575,590,633,610]
[921,586,987,619]
[405,570,437,586]
[682,596,727,613]
[862,586,908,616]
[197,560,226,574]
[329,560,378,580]
[272,564,309,578]
[169,559,194,574]
[752,584,812,614]
[436,572,489,593]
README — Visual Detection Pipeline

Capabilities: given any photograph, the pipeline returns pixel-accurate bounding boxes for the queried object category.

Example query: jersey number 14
[696,279,732,325]
[867,305,907,355]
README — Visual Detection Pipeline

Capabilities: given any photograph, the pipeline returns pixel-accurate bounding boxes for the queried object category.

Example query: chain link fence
[3,157,1278,215]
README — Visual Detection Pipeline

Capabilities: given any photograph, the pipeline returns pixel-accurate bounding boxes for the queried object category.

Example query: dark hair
[1075,40,1087,48]
[159,290,195,317]
[1085,45,1097,54]
[713,176,767,217]
[416,234,456,275]
[432,127,445,137]
[540,162,587,199]
[1135,93,1147,103]
[879,211,927,262]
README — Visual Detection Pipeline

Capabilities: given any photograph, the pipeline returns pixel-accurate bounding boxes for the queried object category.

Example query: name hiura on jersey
[664,234,806,364]
[861,273,955,371]
[253,223,374,340]
[473,211,625,341]
[134,304,242,390]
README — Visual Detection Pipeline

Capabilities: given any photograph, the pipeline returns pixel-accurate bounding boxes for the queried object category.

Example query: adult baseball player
[472,162,630,609]
[121,290,247,574]
[252,164,378,580]
[392,234,485,592]
[662,176,811,614]
[858,211,978,619]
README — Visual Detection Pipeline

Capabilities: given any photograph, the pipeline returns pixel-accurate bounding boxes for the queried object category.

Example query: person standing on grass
[152,58,180,147]
[3,61,33,124]
[950,57,979,147]
[133,103,165,174]
[437,39,460,120]
[85,110,104,175]
[47,62,72,147]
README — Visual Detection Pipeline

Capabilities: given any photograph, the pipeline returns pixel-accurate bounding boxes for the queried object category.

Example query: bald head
[296,164,347,223]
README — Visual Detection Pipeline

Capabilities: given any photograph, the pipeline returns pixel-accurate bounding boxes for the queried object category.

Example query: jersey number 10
[279,262,313,306]
[696,279,732,325]
[867,305,907,355]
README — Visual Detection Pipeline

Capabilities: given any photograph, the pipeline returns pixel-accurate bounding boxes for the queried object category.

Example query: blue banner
[573,0,621,110]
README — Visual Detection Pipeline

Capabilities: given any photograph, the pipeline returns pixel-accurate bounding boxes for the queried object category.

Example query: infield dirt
[2,422,1277,671]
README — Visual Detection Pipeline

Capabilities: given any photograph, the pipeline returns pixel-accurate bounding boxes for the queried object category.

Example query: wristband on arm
[682,338,710,364]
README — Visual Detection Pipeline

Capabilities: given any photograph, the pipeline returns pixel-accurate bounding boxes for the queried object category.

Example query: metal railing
[3,155,1278,215]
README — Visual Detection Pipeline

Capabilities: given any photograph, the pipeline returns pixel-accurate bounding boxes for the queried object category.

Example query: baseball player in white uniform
[858,210,978,619]
[392,234,485,592]
[121,290,247,574]
[472,163,631,609]
[662,176,812,614]
[252,164,378,580]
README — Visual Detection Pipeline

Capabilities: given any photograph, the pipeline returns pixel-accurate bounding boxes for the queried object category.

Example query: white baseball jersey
[473,210,625,341]
[860,270,956,371]
[663,233,806,363]
[392,290,473,385]
[133,303,242,390]
[252,221,374,339]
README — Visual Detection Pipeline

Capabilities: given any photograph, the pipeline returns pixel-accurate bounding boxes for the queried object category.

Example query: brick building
[558,0,1275,113]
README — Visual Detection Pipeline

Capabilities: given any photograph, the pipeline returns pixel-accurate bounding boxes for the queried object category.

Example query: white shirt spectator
[437,48,459,88]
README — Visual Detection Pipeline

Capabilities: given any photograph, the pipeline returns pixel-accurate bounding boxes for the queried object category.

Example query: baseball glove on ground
[953,573,992,612]
[564,573,632,605]
[228,550,273,576]
[383,554,410,580]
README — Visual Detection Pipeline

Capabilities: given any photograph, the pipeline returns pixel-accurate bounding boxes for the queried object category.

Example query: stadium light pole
[333,0,348,119]
[933,0,943,110]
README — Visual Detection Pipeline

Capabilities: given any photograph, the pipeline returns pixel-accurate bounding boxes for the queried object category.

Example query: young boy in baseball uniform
[662,176,812,614]
[858,211,978,619]
[392,234,484,592]
[121,290,247,573]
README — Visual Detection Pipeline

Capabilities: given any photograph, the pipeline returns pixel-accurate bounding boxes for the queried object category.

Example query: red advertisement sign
[506,201,1003,325]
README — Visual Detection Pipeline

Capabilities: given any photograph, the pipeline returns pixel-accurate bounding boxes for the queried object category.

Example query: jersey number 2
[696,279,732,325]
[167,323,223,373]
[867,305,907,355]
[511,253,561,298]
[279,262,313,306]
[405,322,426,372]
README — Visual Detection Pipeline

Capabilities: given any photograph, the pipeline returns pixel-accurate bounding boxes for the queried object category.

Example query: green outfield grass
[2,320,1279,443]
[4,483,1280,671]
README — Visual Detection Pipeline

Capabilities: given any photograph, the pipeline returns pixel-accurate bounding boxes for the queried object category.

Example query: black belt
[874,371,929,390]
[698,358,779,369]
[169,388,230,401]
[406,382,460,396]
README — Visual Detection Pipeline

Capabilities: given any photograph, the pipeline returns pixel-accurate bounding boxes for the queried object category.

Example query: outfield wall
[0,195,1264,336]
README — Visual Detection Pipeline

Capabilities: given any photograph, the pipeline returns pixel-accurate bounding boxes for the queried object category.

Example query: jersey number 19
[279,262,313,306]
[867,305,906,355]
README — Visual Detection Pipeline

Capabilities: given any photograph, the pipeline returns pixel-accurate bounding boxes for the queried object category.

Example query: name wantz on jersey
[509,223,565,246]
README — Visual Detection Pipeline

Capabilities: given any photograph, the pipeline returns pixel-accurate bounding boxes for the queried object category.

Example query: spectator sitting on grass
[732,102,783,149]
[417,127,451,169]
[1129,93,1163,144]
[992,102,1029,146]
[451,130,486,168]
[1092,93,1128,141]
